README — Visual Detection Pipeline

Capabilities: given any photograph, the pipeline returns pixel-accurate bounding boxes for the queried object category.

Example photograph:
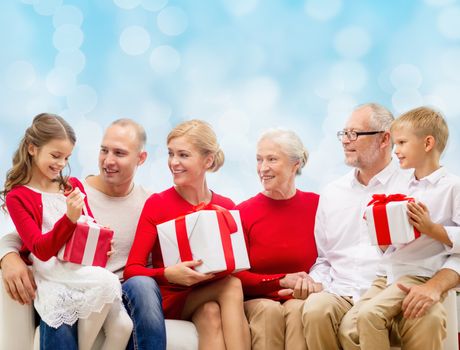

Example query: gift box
[365,194,421,245]
[57,215,113,267]
[157,206,250,274]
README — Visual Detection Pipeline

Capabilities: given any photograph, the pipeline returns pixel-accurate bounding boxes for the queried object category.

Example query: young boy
[340,106,460,350]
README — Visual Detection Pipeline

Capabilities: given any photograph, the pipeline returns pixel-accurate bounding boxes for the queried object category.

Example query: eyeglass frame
[336,130,385,141]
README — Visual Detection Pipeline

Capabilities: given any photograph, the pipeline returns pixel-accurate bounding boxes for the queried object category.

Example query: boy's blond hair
[391,106,449,154]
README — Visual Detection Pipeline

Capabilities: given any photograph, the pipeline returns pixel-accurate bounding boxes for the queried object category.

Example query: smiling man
[0,118,167,350]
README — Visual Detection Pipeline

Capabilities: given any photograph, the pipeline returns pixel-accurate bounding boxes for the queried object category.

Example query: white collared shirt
[380,167,460,283]
[309,161,410,301]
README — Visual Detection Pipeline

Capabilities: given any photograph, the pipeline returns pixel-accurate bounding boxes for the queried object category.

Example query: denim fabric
[40,320,78,350]
[122,276,166,350]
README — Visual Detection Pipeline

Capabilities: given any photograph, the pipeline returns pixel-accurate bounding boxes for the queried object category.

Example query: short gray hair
[258,128,308,175]
[355,103,394,131]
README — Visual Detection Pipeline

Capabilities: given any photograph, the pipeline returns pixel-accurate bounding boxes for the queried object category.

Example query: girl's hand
[107,240,115,258]
[164,260,215,286]
[66,188,84,223]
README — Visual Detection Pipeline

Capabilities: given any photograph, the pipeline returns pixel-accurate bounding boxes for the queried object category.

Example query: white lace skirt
[31,255,122,328]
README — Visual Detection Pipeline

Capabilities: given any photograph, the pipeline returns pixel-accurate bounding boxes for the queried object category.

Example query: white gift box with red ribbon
[365,194,421,245]
[57,215,113,267]
[157,206,250,274]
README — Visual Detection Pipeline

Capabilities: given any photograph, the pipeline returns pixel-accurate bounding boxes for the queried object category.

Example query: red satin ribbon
[367,194,420,245]
[175,203,238,272]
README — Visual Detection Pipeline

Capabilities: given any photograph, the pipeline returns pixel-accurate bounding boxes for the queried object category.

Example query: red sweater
[5,178,91,261]
[235,190,319,301]
[124,187,235,319]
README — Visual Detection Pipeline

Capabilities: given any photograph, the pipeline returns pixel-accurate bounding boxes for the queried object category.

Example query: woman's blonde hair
[167,119,224,172]
[1,113,76,210]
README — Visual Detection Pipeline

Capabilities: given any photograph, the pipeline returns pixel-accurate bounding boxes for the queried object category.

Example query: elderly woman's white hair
[258,128,309,175]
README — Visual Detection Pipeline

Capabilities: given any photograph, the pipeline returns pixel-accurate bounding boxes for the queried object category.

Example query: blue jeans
[40,276,166,350]
[40,320,78,350]
[122,276,167,350]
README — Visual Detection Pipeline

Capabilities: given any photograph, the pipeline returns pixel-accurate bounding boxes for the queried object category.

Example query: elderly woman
[124,120,250,350]
[235,129,320,350]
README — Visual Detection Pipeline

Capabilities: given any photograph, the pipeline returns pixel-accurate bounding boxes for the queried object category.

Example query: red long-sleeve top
[5,178,92,261]
[235,190,319,301]
[124,187,235,319]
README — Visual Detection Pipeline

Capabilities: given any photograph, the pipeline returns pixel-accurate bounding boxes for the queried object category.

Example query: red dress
[235,190,319,301]
[124,187,235,319]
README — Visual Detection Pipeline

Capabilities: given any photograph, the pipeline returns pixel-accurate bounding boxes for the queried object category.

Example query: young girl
[1,113,132,350]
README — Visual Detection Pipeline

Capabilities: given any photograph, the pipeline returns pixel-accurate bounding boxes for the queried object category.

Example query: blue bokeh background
[1,0,460,232]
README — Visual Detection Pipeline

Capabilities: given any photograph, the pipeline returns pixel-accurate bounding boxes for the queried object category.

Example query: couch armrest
[0,270,36,350]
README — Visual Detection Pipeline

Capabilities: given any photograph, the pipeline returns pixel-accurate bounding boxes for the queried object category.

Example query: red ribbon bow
[175,203,238,273]
[366,193,420,245]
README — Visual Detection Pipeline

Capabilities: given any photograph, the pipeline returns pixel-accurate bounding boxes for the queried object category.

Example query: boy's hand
[66,188,84,223]
[407,202,434,235]
[397,282,441,318]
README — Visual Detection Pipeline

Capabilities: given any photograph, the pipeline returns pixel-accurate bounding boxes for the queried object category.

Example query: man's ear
[381,131,391,149]
[425,135,436,152]
[138,151,147,166]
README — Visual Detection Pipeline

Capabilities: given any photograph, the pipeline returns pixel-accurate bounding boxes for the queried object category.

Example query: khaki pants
[244,298,307,350]
[302,291,354,350]
[339,275,447,350]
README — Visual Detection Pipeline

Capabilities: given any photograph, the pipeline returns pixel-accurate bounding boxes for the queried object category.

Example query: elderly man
[302,103,459,349]
[0,119,166,349]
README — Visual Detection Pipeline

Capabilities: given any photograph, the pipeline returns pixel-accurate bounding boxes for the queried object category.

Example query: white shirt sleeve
[308,197,332,288]
[0,231,22,262]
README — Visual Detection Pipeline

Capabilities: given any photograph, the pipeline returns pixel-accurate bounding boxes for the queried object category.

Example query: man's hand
[279,271,308,289]
[397,282,442,319]
[1,252,36,305]
[278,274,322,299]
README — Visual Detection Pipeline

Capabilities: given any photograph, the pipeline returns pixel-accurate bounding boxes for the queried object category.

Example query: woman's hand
[279,271,308,289]
[164,260,215,286]
[66,188,84,223]
[107,239,115,258]
[278,274,323,299]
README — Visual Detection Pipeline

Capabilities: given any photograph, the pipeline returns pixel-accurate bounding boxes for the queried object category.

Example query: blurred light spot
[325,95,357,132]
[223,0,259,16]
[113,0,142,10]
[33,0,62,16]
[334,26,371,58]
[46,67,76,96]
[424,0,456,7]
[157,6,188,36]
[150,45,181,74]
[53,24,83,51]
[67,85,98,114]
[119,26,151,55]
[378,68,396,94]
[21,0,37,4]
[26,91,62,116]
[53,5,83,28]
[430,83,460,117]
[441,48,460,82]
[305,0,342,21]
[438,6,460,39]
[142,0,168,12]
[330,61,368,92]
[391,89,424,113]
[390,64,422,89]
[55,50,86,75]
[242,77,280,112]
[5,60,36,90]
[218,110,251,134]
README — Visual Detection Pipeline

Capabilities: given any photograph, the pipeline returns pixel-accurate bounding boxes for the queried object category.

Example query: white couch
[0,271,198,350]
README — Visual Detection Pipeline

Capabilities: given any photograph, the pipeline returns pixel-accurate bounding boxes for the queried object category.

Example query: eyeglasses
[336,130,384,141]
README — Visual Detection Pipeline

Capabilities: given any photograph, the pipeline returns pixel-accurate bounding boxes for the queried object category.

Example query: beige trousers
[301,291,354,350]
[339,275,447,350]
[244,298,307,350]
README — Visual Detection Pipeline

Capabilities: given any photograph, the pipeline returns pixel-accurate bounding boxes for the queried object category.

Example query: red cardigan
[124,187,235,319]
[5,178,91,261]
[235,190,319,301]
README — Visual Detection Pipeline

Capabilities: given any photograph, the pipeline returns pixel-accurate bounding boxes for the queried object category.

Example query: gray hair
[355,103,394,131]
[258,128,308,175]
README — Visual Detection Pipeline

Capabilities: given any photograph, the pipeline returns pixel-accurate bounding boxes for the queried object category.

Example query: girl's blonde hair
[167,119,224,172]
[1,113,76,210]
